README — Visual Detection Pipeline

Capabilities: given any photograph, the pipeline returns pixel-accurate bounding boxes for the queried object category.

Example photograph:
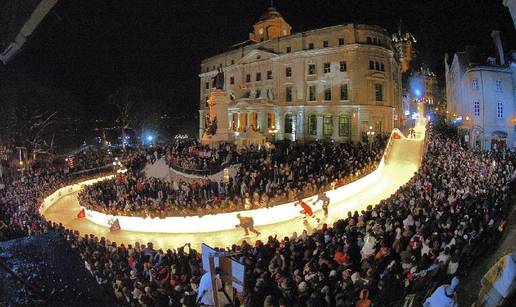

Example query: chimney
[491,30,505,66]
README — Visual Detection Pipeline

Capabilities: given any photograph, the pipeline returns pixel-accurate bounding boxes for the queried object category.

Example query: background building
[445,30,515,149]
[392,23,416,73]
[403,65,439,119]
[198,7,402,143]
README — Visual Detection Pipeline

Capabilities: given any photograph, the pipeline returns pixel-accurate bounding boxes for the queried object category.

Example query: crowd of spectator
[0,122,515,307]
[67,123,516,306]
[66,147,114,172]
[166,140,234,172]
[78,136,388,217]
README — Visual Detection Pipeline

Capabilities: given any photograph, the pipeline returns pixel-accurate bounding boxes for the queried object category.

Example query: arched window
[339,114,351,137]
[309,114,317,135]
[284,114,293,134]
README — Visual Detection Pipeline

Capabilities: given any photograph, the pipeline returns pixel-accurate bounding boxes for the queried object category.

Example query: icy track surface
[43,119,426,250]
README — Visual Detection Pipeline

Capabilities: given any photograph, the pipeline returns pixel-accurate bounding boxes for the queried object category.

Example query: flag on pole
[76,208,86,219]
[110,219,121,232]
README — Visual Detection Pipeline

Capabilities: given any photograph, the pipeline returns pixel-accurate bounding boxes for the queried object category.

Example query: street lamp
[366,126,375,150]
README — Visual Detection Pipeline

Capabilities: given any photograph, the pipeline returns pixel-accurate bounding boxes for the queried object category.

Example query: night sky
[6,0,516,119]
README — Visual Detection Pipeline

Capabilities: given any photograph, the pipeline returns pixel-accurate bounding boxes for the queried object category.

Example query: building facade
[445,31,516,149]
[198,7,402,143]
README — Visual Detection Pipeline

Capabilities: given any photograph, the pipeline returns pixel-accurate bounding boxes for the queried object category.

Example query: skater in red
[295,198,320,223]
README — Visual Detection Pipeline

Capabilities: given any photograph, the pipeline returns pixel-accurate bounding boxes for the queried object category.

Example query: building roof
[259,7,283,22]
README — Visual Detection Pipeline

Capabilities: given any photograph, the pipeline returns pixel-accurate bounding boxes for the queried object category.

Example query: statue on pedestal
[213,67,224,90]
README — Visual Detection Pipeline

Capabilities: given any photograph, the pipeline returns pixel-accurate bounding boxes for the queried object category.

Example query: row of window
[366,36,383,46]
[286,38,347,53]
[286,83,350,102]
[206,62,349,89]
[369,60,385,71]
[285,83,382,102]
[205,36,386,70]
[471,79,503,92]
[283,114,352,137]
[472,100,504,119]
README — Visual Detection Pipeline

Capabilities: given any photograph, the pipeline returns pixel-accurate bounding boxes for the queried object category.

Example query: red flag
[110,219,121,232]
[77,208,86,219]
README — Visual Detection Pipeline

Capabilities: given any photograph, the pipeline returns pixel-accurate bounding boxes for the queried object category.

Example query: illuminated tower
[392,21,416,73]
[249,6,292,42]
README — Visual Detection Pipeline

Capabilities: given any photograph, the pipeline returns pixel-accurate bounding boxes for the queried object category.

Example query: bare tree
[108,87,142,149]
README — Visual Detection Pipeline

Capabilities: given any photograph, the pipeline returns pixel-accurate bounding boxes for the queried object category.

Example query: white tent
[235,130,266,150]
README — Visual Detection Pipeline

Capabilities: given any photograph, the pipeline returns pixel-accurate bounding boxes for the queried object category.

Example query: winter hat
[131,288,142,299]
[264,295,274,307]
[298,281,308,293]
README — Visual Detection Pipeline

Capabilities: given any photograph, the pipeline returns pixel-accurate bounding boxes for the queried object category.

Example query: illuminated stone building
[198,7,402,143]
[445,31,515,149]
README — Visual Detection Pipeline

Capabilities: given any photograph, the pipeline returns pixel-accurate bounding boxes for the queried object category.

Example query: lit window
[497,100,503,119]
[323,63,331,73]
[340,84,348,101]
[256,72,261,81]
[267,112,275,129]
[339,61,347,72]
[339,114,351,137]
[472,79,479,90]
[286,67,292,77]
[308,64,316,75]
[323,40,329,48]
[309,114,317,135]
[308,85,316,101]
[267,70,273,80]
[323,115,333,136]
[495,80,502,92]
[375,84,383,102]
[374,121,382,133]
[324,84,331,101]
[474,100,480,116]
[286,86,292,102]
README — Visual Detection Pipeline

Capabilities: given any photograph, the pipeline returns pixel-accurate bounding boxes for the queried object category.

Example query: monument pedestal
[202,89,233,146]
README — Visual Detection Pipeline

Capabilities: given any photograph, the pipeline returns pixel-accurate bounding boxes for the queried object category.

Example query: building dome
[259,7,282,21]
[250,7,292,42]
